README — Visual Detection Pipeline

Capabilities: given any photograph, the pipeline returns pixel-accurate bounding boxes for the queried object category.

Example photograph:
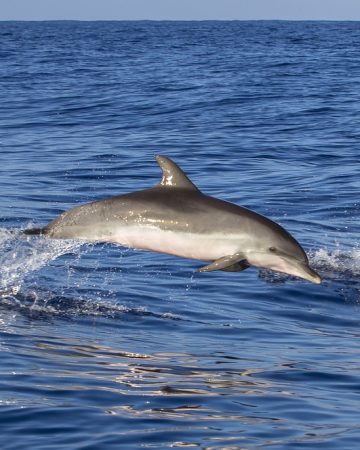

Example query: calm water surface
[1,21,360,449]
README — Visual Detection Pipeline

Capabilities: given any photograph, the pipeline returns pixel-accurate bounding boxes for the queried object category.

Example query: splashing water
[310,247,360,281]
[0,228,82,295]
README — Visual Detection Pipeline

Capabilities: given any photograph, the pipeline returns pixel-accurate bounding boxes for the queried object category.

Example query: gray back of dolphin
[24,155,321,284]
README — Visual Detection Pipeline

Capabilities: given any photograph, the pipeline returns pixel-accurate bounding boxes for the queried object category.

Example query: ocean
[1,20,360,449]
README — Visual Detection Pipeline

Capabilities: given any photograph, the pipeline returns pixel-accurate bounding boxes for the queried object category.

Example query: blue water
[1,20,360,449]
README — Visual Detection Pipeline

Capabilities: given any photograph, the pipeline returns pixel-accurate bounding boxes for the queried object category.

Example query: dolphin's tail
[23,228,44,236]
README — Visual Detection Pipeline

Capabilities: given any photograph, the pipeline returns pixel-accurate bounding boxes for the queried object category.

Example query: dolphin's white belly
[110,225,240,261]
[47,222,242,260]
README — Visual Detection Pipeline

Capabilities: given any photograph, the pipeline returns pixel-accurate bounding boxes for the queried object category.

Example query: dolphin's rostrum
[25,155,321,284]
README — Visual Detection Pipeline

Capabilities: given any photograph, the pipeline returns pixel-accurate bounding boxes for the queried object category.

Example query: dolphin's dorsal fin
[155,155,200,191]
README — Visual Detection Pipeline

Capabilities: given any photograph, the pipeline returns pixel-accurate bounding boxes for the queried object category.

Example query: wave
[0,288,181,321]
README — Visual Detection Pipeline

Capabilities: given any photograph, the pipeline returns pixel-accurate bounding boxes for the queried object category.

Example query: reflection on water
[2,322,355,449]
[0,328,271,417]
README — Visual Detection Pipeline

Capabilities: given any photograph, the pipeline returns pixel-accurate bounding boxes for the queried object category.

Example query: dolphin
[24,155,321,284]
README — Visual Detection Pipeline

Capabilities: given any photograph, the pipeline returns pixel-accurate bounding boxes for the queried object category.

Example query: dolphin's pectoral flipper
[221,260,250,272]
[197,254,248,273]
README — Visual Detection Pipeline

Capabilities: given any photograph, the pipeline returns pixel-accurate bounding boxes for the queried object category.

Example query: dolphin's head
[244,220,321,284]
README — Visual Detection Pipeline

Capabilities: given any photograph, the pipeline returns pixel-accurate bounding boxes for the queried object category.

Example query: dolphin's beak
[295,262,321,284]
[280,257,322,284]
[249,252,322,284]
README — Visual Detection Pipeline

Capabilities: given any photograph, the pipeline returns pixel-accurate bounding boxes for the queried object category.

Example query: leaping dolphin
[24,155,321,284]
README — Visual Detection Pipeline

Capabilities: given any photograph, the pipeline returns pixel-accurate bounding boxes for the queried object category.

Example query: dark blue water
[1,21,360,449]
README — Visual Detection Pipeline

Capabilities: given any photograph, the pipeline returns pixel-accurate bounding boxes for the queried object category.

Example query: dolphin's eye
[269,247,277,252]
